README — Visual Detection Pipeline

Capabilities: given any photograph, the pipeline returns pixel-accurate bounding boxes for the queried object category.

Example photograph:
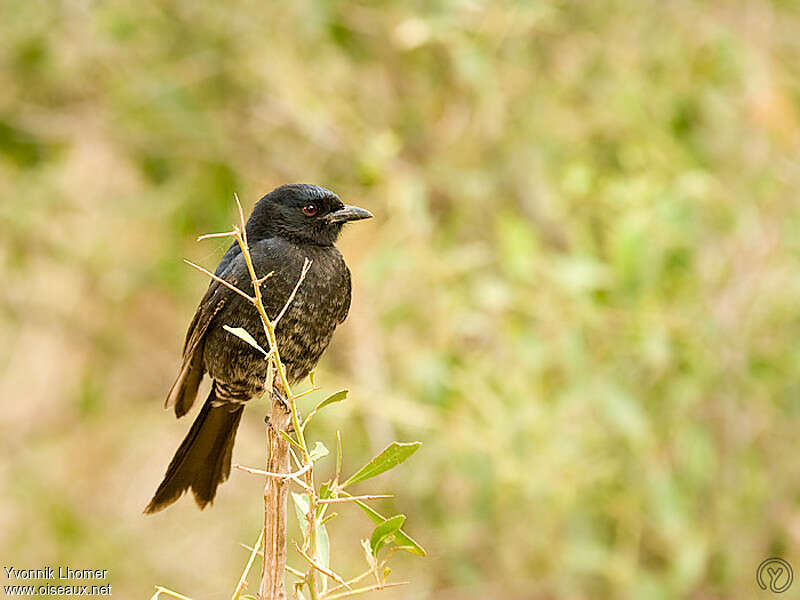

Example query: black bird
[145,184,372,513]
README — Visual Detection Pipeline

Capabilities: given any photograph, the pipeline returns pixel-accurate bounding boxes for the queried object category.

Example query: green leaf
[223,325,269,357]
[317,521,330,570]
[342,441,422,487]
[292,492,330,574]
[315,389,348,412]
[335,431,343,480]
[319,480,333,500]
[355,500,426,556]
[310,441,329,462]
[303,390,348,429]
[369,514,405,555]
[292,492,310,528]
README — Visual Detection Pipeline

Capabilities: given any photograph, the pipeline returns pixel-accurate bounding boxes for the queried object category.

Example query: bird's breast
[269,245,351,383]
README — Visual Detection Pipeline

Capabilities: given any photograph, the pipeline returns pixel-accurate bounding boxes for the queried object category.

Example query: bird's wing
[165,254,248,417]
[213,240,241,279]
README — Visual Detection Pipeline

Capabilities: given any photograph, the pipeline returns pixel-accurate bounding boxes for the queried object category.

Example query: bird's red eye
[303,204,318,216]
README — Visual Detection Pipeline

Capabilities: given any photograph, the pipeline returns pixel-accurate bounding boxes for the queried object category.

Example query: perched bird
[145,184,372,514]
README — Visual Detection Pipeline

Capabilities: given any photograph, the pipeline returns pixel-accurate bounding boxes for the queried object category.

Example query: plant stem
[229,196,315,600]
[306,466,320,600]
[259,397,293,600]
[195,198,348,600]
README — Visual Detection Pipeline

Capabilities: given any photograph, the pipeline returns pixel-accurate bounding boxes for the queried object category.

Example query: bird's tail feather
[145,384,244,514]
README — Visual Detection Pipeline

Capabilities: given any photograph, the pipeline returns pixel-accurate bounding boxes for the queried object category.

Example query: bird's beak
[326,205,374,224]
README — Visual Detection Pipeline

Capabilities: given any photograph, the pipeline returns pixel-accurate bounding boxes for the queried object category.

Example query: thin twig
[240,543,263,557]
[197,230,238,241]
[152,587,195,600]
[234,464,272,476]
[273,258,313,326]
[323,582,409,600]
[325,545,403,597]
[294,385,322,400]
[238,543,309,584]
[323,568,374,596]
[292,541,350,589]
[231,530,264,600]
[290,477,315,494]
[184,259,255,303]
[320,512,338,525]
[256,271,275,285]
[317,494,393,505]
[286,565,305,578]
[234,462,312,481]
[234,193,247,236]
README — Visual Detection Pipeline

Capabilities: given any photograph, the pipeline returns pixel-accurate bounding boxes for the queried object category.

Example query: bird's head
[247,184,373,246]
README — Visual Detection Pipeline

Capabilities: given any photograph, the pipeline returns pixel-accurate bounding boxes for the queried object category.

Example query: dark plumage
[145,184,372,514]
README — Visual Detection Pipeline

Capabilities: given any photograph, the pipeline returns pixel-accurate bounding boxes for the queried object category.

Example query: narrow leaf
[292,492,310,529]
[319,481,333,500]
[369,514,406,555]
[292,492,330,582]
[223,325,269,357]
[316,389,348,412]
[342,441,422,487]
[317,521,330,571]
[303,390,348,430]
[355,500,426,556]
[335,431,343,482]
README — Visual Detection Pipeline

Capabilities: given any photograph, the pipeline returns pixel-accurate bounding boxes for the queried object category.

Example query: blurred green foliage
[1,1,799,599]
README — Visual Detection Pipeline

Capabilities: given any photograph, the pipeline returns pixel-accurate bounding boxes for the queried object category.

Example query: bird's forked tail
[145,383,244,514]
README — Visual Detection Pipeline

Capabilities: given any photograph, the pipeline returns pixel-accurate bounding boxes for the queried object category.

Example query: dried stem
[225,194,315,600]
[188,195,313,600]
[261,403,293,600]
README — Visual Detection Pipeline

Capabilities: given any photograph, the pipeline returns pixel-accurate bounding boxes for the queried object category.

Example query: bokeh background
[2,1,800,598]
